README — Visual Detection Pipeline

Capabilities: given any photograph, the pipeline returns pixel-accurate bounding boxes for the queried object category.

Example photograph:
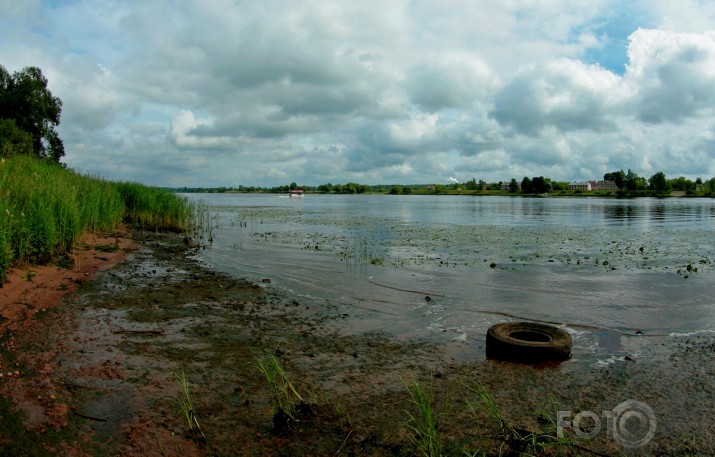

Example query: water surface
[188,193,715,366]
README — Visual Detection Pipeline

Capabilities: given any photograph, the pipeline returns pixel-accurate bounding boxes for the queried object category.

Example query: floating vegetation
[217,203,714,277]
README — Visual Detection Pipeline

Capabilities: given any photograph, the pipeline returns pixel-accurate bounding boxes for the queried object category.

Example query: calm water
[187,193,715,365]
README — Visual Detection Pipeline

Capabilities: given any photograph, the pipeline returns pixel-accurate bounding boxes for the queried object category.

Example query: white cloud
[625,28,715,123]
[1,1,715,186]
[491,59,625,135]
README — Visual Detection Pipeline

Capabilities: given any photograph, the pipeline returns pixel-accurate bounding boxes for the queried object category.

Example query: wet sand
[1,231,713,456]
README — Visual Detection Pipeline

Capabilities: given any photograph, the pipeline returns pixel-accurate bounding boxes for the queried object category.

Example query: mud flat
[1,231,714,456]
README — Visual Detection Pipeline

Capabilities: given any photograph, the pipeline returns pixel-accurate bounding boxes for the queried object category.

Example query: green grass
[175,365,206,441]
[255,355,305,431]
[0,155,197,285]
[404,379,444,457]
[464,382,579,456]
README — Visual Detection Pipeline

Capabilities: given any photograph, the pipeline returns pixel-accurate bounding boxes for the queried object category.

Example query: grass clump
[464,382,578,456]
[403,378,444,457]
[175,365,206,441]
[255,355,307,432]
[0,155,198,285]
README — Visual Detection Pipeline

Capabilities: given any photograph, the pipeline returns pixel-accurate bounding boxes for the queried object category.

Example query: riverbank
[1,231,714,456]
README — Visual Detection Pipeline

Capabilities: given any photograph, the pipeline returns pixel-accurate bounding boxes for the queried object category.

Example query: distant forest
[171,170,715,197]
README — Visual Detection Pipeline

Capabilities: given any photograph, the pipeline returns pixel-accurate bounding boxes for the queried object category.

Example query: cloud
[2,1,715,187]
[407,56,499,111]
[625,29,715,123]
[491,59,624,135]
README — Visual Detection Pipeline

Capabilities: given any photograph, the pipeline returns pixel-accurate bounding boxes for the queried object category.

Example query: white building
[568,181,592,191]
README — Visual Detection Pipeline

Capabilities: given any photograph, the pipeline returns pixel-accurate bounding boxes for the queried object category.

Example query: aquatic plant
[115,181,194,232]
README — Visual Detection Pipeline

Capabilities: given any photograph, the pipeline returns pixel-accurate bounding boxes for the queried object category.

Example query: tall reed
[115,181,194,232]
[0,155,196,285]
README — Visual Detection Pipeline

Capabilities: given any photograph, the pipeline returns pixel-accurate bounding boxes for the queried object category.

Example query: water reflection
[602,198,714,228]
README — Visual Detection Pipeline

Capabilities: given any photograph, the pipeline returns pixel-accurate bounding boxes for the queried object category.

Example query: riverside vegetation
[0,155,197,285]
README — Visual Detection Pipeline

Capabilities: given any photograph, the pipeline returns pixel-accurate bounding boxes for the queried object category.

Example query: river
[186,193,715,366]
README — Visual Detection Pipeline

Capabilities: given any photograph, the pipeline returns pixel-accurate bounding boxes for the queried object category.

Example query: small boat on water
[289,190,305,198]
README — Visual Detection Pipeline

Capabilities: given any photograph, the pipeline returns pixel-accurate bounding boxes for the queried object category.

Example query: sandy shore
[1,230,713,456]
[0,228,138,332]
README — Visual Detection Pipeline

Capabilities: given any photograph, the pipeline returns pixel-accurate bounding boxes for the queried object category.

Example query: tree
[509,178,519,192]
[531,176,552,194]
[520,176,532,193]
[648,171,670,193]
[0,118,32,158]
[0,65,64,162]
[604,170,626,190]
[624,169,646,192]
[669,176,695,192]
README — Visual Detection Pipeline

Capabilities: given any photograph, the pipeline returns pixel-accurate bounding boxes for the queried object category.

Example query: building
[568,181,592,191]
[590,180,618,191]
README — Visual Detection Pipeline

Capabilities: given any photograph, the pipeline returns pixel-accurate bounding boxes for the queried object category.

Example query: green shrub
[0,155,195,285]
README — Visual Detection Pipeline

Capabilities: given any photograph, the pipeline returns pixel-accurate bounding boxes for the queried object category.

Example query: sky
[1,1,715,188]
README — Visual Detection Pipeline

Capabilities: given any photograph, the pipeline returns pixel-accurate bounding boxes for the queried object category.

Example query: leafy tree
[669,176,695,192]
[509,178,519,192]
[648,171,670,193]
[0,118,32,158]
[624,169,646,191]
[531,176,552,194]
[604,170,626,190]
[389,185,401,194]
[402,186,412,194]
[465,178,478,190]
[520,176,532,193]
[0,65,64,162]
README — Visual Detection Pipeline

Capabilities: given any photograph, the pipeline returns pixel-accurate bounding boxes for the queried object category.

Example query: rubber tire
[486,322,572,363]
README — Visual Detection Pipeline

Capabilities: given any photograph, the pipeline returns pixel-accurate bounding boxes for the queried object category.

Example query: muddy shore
[1,231,714,456]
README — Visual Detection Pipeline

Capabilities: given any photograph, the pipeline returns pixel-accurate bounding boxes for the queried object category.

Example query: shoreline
[1,231,714,456]
[0,227,138,334]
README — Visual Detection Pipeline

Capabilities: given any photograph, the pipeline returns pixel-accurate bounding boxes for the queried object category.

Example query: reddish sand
[0,228,137,333]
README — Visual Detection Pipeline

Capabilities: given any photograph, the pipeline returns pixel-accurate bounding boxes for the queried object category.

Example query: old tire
[486,322,572,363]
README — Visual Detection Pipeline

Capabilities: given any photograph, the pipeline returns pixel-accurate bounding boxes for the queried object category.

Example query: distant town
[172,169,715,197]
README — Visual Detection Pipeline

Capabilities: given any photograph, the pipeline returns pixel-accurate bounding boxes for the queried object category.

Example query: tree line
[0,65,64,162]
[177,170,715,196]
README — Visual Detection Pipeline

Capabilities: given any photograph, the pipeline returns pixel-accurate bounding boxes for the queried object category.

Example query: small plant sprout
[175,365,206,441]
[403,378,443,457]
[255,355,305,432]
[464,382,577,456]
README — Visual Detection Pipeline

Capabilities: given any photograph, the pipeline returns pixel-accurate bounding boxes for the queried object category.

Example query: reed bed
[0,155,196,285]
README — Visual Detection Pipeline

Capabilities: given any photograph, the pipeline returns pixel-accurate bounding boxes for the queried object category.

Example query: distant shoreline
[172,188,711,198]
